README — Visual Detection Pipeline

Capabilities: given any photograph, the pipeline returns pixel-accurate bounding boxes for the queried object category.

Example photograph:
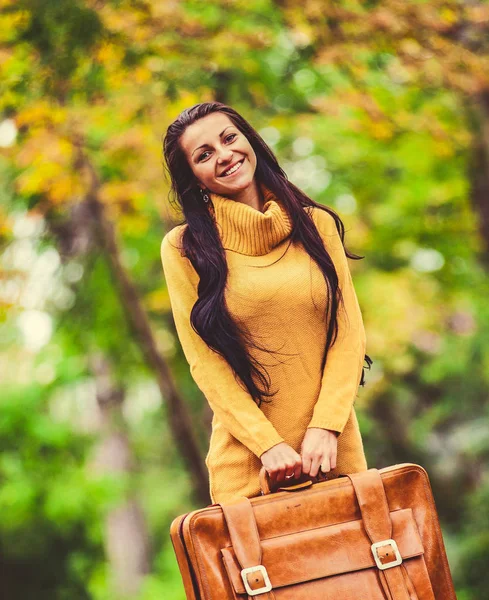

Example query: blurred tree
[90,352,150,597]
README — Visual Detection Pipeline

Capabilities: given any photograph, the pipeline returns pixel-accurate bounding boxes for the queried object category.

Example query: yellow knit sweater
[160,184,368,503]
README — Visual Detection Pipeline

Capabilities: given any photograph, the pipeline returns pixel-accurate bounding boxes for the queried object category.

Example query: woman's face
[179,112,257,198]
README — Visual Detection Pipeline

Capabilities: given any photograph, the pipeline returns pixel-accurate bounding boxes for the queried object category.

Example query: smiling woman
[180,112,265,212]
[161,101,372,503]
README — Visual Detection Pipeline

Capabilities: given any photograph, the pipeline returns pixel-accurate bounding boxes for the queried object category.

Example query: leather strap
[346,469,433,600]
[220,497,276,599]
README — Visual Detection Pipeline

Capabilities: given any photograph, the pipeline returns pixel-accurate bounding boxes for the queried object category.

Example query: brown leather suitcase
[169,462,457,599]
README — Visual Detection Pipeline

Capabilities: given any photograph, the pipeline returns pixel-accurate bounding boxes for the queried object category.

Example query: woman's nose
[217,149,233,163]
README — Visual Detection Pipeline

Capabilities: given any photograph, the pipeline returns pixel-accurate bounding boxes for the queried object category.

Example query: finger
[284,463,295,479]
[330,451,337,470]
[301,454,312,476]
[319,457,331,475]
[276,466,286,483]
[310,455,323,478]
[267,469,276,487]
[284,461,300,481]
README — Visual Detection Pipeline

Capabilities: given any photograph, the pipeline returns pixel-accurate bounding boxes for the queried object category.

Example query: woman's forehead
[180,113,235,157]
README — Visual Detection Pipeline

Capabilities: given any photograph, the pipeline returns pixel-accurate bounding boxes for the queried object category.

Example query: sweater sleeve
[160,228,286,458]
[307,209,367,435]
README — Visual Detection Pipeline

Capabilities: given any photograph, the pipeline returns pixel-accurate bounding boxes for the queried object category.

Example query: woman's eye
[198,134,237,161]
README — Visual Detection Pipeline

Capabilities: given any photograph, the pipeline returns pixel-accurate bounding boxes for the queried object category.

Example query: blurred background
[1,0,488,598]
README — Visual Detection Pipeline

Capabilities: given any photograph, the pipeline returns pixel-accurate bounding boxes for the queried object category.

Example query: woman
[160,101,372,503]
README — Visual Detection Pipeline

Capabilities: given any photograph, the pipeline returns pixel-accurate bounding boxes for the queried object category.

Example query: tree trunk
[468,88,489,266]
[90,352,150,598]
[47,137,209,505]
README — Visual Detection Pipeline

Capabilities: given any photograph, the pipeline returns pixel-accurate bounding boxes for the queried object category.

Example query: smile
[220,159,244,177]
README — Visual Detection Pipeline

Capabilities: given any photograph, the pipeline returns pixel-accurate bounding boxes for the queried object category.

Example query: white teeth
[222,159,243,177]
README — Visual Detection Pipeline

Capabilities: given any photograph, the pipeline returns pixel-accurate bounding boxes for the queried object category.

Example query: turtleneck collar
[209,182,293,256]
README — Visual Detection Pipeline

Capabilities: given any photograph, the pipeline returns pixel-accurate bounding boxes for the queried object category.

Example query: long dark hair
[162,101,372,407]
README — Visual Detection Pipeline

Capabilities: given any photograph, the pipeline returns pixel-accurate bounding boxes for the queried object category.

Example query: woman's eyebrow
[192,126,234,157]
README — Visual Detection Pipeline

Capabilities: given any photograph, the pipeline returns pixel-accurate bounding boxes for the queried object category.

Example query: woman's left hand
[300,427,339,478]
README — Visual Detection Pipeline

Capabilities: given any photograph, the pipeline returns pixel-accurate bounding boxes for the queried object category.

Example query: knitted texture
[160,183,368,503]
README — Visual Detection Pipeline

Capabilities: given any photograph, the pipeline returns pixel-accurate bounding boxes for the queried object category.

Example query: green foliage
[0,386,104,599]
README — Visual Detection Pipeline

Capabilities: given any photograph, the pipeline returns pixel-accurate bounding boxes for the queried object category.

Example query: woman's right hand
[260,442,302,487]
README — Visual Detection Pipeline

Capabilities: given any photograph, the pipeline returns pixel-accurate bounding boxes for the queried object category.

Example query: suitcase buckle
[240,565,272,596]
[371,538,403,570]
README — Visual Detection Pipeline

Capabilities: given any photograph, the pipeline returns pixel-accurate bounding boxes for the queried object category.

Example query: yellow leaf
[440,8,458,25]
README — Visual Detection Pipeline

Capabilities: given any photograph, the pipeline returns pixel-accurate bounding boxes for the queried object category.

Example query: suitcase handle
[259,466,334,495]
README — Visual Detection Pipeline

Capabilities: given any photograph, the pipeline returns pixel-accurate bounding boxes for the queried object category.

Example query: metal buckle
[240,565,272,596]
[371,538,403,570]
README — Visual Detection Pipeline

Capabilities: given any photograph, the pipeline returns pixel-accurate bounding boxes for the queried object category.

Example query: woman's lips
[219,158,245,177]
